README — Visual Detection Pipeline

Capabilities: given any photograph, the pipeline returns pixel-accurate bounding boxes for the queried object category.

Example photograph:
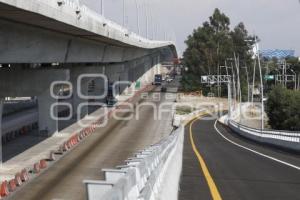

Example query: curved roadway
[179,115,300,200]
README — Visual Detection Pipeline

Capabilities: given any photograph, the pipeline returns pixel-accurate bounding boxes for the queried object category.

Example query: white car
[167,78,173,83]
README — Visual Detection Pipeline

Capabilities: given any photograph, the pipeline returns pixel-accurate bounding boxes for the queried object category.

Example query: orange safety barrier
[33,163,40,174]
[0,181,9,197]
[8,179,16,192]
[40,159,47,169]
[14,173,22,187]
[20,169,29,182]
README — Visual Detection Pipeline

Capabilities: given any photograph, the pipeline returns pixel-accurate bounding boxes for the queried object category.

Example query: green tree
[182,8,255,95]
[266,86,300,131]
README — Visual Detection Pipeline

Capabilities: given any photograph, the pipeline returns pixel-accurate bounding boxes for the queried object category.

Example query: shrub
[266,86,300,131]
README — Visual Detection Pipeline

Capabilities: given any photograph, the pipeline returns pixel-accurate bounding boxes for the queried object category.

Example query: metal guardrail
[83,125,184,200]
[228,120,300,151]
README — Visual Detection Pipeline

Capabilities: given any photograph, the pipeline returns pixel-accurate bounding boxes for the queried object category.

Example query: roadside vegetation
[182,8,255,98]
[176,106,193,115]
[266,86,300,131]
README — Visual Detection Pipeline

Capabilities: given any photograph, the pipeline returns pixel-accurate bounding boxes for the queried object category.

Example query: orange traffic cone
[20,169,29,182]
[15,173,22,186]
[8,179,16,192]
[0,181,9,197]
[40,159,47,169]
[33,163,40,174]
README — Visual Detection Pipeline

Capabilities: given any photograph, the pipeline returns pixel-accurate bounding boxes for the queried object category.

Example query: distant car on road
[166,78,173,83]
[106,83,118,107]
[153,74,162,85]
[106,95,117,107]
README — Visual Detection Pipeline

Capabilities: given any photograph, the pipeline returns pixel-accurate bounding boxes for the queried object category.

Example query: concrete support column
[0,98,3,163]
[93,78,106,103]
[157,55,161,74]
[72,82,89,119]
[38,90,58,136]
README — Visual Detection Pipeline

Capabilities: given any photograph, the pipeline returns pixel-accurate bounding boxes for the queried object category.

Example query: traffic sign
[264,75,274,80]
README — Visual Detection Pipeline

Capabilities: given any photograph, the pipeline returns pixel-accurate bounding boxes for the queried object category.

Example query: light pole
[242,66,250,103]
[122,0,126,27]
[290,69,297,90]
[220,65,232,119]
[274,68,280,86]
[255,37,264,131]
[251,58,257,105]
[298,74,300,90]
[144,1,149,39]
[100,0,104,16]
[149,4,154,40]
[134,0,140,35]
[227,58,237,109]
[233,53,242,123]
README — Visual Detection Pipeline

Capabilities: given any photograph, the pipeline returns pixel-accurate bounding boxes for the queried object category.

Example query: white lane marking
[214,120,300,171]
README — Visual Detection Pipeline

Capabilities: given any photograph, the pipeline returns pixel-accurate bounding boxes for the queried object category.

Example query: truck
[153,74,162,85]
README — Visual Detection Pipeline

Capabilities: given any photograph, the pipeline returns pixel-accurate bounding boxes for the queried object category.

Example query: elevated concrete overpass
[0,0,176,63]
[0,0,177,136]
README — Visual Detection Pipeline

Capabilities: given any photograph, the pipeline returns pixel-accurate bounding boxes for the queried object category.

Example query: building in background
[260,49,295,59]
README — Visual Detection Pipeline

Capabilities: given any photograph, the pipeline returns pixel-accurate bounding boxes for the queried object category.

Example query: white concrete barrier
[83,125,184,200]
[220,112,300,152]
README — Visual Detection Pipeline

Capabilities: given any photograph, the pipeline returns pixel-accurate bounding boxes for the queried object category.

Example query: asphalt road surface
[179,115,300,200]
[8,81,179,200]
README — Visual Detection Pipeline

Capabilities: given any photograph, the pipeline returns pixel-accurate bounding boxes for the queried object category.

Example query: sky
[83,0,300,57]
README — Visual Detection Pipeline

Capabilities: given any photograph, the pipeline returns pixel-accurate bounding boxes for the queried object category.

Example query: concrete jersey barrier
[227,119,300,152]
[83,125,184,200]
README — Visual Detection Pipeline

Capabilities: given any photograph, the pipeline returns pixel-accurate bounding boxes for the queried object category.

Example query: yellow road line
[189,117,223,200]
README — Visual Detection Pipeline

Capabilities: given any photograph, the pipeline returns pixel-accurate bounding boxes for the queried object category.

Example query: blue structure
[260,49,295,59]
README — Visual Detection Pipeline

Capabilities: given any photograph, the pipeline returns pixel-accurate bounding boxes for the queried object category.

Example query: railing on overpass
[228,120,300,152]
[83,125,184,200]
